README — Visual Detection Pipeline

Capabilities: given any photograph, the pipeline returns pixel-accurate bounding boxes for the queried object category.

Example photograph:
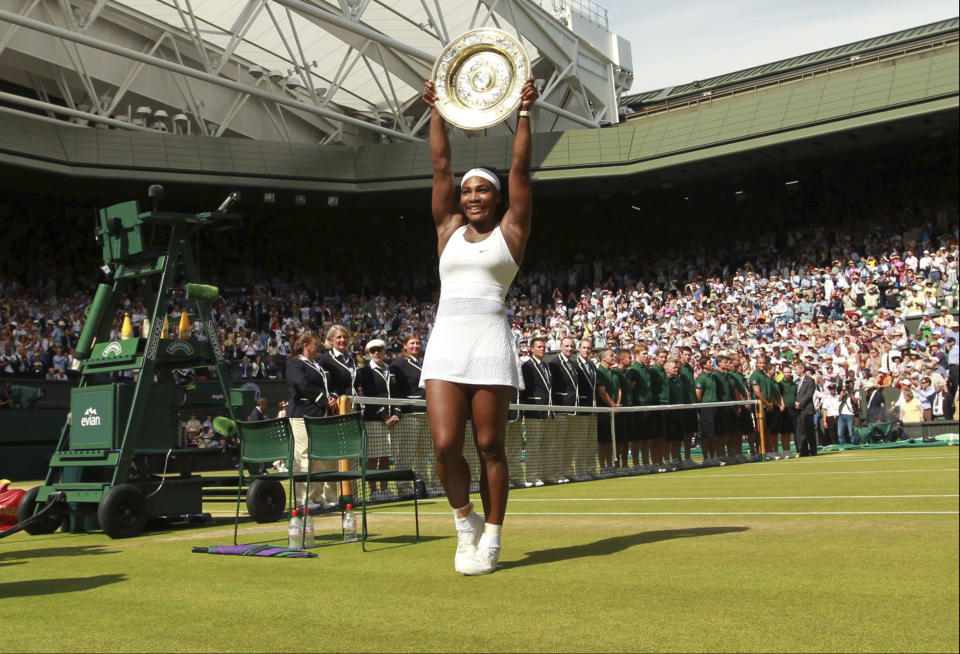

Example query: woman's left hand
[423,79,438,108]
[520,77,539,110]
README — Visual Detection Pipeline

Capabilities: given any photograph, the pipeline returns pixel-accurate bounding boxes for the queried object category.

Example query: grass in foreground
[1,448,957,653]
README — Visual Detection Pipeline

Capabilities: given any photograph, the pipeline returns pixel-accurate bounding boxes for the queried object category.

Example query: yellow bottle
[162,315,170,338]
[178,311,191,339]
[121,312,134,340]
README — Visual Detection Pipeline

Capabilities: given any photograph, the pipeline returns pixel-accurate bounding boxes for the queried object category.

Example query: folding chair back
[303,412,365,462]
[239,417,293,466]
[302,412,419,551]
[233,418,294,544]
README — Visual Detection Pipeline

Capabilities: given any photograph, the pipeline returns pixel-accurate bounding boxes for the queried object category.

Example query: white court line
[374,510,959,516]
[648,467,959,479]
[212,505,958,516]
[507,495,959,501]
[792,454,959,463]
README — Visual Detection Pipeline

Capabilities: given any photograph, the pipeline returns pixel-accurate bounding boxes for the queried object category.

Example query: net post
[757,402,767,457]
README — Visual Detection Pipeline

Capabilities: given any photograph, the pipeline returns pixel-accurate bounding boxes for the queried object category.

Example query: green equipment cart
[17,190,281,538]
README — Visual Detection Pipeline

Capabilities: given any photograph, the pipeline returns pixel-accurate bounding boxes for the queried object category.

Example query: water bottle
[287,508,302,548]
[302,507,315,548]
[342,503,358,542]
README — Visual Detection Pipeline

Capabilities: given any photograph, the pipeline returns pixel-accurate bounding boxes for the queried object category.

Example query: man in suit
[548,336,579,483]
[574,338,599,478]
[794,364,818,456]
[287,331,338,510]
[864,380,888,424]
[358,338,403,501]
[520,336,552,486]
[248,397,268,422]
[930,378,956,421]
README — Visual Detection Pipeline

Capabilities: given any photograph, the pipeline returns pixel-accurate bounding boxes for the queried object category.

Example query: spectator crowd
[2,184,959,451]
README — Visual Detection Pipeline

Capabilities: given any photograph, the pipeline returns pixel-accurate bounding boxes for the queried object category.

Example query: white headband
[461,168,501,191]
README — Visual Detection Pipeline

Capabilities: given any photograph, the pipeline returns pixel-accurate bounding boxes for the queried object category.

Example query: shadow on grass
[499,527,750,570]
[0,573,127,597]
[0,544,119,564]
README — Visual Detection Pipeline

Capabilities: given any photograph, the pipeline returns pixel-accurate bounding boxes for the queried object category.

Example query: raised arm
[500,78,539,265]
[423,80,461,252]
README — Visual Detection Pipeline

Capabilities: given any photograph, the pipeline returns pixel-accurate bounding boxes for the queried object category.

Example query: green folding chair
[233,417,294,545]
[302,412,419,551]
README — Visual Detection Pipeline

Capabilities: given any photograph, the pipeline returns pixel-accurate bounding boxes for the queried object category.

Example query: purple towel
[192,544,316,558]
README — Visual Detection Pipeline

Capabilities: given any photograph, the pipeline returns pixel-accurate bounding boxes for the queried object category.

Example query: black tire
[246,479,286,523]
[97,484,148,538]
[17,486,65,535]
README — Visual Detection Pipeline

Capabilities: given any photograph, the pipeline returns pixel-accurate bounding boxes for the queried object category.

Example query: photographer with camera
[837,380,859,445]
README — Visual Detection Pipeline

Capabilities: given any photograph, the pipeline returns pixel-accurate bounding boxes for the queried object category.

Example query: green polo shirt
[767,376,782,403]
[729,371,748,400]
[748,368,771,401]
[680,363,697,403]
[612,367,632,406]
[627,362,652,405]
[596,365,620,406]
[696,371,720,403]
[714,371,732,402]
[649,363,669,405]
[779,378,798,406]
[667,374,686,404]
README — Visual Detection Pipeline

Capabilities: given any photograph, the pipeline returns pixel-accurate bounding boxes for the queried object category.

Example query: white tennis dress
[420,224,524,389]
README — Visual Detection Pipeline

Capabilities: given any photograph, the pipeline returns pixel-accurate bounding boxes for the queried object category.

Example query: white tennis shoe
[459,544,501,575]
[454,512,484,574]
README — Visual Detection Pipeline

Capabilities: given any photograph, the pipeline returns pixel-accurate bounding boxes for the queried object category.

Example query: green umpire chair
[233,417,294,545]
[302,412,420,551]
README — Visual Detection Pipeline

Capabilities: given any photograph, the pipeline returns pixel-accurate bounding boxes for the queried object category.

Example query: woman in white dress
[420,76,538,575]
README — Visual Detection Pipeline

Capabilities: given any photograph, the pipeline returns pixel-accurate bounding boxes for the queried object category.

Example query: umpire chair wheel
[97,484,148,538]
[17,486,66,535]
[246,479,286,523]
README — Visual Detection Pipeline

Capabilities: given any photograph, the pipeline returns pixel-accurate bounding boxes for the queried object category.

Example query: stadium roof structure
[0,10,956,197]
[0,0,634,145]
[622,17,959,110]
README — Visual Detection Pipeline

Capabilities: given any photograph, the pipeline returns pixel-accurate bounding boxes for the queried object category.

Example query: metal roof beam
[0,7,422,142]
[0,0,42,59]
[104,31,174,117]
[0,89,155,131]
[213,0,266,76]
[274,0,435,63]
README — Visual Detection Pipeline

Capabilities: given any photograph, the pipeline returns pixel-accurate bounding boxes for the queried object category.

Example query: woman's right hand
[423,79,437,108]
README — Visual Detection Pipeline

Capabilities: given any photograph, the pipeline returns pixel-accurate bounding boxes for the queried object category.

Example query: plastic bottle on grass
[288,508,302,548]
[302,507,315,548]
[343,503,357,542]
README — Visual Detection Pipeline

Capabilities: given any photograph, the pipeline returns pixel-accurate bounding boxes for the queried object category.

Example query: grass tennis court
[2,447,957,653]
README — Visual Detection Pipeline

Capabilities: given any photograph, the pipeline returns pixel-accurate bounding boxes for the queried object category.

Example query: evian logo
[102,342,123,357]
[80,407,102,427]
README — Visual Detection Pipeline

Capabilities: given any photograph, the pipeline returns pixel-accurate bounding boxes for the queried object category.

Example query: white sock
[453,503,476,530]
[478,525,501,549]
